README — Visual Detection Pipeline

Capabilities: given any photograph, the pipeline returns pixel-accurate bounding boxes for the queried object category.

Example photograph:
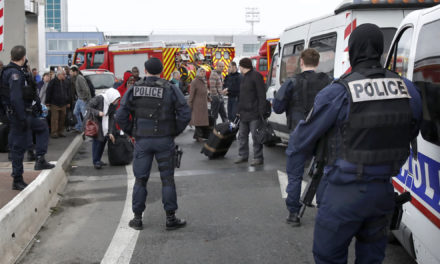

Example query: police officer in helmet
[115,57,191,230]
[286,24,422,263]
[0,46,55,191]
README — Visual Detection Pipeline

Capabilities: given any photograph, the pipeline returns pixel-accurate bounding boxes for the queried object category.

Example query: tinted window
[387,27,414,78]
[280,41,304,84]
[267,53,278,87]
[413,20,440,146]
[309,33,337,78]
[93,51,105,68]
[259,58,268,71]
[380,28,397,65]
[85,74,115,89]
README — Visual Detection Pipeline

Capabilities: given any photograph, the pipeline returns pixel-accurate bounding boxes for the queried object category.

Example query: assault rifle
[299,137,327,218]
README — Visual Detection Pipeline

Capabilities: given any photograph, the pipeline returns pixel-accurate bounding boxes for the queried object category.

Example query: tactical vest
[287,72,331,130]
[0,64,35,104]
[132,78,177,137]
[327,68,413,175]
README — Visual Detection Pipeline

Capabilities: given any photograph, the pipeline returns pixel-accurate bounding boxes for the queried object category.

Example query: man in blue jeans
[71,66,91,132]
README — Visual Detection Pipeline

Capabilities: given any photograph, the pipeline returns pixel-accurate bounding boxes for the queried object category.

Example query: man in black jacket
[234,58,266,166]
[222,61,242,121]
[46,68,70,138]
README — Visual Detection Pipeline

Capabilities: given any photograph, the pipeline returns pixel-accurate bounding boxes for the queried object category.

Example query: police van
[385,4,440,264]
[266,0,438,142]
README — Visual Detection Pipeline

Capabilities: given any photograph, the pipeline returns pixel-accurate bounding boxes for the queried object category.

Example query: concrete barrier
[0,135,84,264]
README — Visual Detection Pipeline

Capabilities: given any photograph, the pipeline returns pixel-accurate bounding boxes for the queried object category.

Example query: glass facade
[45,0,63,31]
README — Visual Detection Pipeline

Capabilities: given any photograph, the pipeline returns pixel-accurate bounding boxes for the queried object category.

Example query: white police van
[385,4,440,264]
[266,0,438,142]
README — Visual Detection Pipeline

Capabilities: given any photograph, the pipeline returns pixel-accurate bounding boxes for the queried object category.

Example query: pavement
[0,130,79,209]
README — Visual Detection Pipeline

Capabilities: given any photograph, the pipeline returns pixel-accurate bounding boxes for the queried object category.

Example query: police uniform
[0,62,53,190]
[115,58,191,230]
[286,24,422,263]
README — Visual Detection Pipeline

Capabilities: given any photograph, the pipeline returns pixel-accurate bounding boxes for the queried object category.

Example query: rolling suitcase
[201,118,239,159]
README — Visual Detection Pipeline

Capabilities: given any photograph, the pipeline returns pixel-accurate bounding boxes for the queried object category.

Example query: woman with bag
[85,88,120,169]
[188,68,210,142]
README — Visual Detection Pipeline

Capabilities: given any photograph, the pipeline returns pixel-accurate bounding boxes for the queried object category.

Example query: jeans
[227,96,239,121]
[238,119,263,161]
[92,138,107,165]
[211,95,227,124]
[73,99,87,131]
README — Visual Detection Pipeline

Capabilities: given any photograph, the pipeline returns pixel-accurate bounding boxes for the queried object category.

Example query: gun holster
[390,191,412,230]
[174,145,183,168]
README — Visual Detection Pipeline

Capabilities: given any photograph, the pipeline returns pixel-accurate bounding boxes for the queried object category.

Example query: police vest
[327,68,413,174]
[287,72,331,130]
[0,64,35,104]
[132,79,177,137]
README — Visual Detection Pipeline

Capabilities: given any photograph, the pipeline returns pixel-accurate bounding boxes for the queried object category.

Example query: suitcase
[108,134,134,165]
[201,118,239,159]
[0,122,9,152]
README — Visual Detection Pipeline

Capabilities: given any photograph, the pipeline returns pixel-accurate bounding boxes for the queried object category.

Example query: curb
[0,135,84,264]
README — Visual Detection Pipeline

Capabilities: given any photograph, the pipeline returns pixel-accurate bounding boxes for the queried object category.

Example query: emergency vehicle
[250,38,279,83]
[266,0,438,142]
[385,5,440,263]
[72,41,235,83]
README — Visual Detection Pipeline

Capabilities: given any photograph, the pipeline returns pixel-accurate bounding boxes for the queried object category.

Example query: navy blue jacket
[287,77,422,184]
[223,71,242,98]
[1,63,28,121]
[115,76,191,137]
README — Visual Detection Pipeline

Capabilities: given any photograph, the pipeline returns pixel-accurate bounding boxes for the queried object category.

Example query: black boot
[34,155,55,170]
[286,212,301,227]
[12,176,28,191]
[27,150,36,162]
[128,214,143,230]
[166,211,186,230]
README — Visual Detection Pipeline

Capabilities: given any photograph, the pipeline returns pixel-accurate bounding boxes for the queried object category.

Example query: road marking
[101,165,139,264]
[277,170,311,203]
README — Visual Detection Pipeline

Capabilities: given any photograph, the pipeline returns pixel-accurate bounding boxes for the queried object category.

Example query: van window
[259,58,268,71]
[280,41,304,84]
[74,52,84,67]
[387,27,414,78]
[380,28,397,65]
[309,33,337,78]
[86,52,93,69]
[413,20,440,146]
[93,51,105,68]
[267,53,279,87]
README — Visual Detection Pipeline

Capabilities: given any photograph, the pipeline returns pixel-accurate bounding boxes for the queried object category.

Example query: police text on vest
[133,86,164,98]
[348,78,411,103]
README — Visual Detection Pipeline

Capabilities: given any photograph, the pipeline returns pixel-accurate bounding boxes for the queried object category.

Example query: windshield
[85,74,115,89]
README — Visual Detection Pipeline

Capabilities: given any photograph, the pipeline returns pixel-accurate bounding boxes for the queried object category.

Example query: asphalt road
[18,127,416,264]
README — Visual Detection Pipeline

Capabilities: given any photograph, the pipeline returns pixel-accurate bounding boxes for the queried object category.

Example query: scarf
[101,88,120,136]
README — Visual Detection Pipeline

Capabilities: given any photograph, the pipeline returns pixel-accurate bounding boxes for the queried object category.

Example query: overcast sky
[68,0,344,36]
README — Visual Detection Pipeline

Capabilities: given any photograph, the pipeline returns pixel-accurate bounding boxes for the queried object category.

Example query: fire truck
[71,41,235,84]
[250,38,279,83]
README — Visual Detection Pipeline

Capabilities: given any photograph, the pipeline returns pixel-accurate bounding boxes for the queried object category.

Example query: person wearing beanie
[283,23,422,263]
[116,57,191,231]
[234,57,267,166]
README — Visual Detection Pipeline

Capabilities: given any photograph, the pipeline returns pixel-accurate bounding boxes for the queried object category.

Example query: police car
[82,70,116,96]
[266,0,438,142]
[385,4,440,264]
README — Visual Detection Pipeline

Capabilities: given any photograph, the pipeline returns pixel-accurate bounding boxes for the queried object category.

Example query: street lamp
[245,7,260,35]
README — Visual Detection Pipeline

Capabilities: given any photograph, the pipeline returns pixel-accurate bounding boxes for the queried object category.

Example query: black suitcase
[108,134,134,165]
[0,122,9,152]
[201,118,239,159]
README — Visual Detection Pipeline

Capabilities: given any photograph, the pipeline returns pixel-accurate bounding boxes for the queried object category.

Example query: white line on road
[277,170,314,205]
[101,165,139,264]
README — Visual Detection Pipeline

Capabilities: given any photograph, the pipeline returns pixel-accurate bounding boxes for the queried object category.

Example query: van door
[309,33,337,78]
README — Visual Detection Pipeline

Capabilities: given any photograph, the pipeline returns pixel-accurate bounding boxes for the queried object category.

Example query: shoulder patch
[12,74,20,81]
[347,78,411,103]
[133,86,164,99]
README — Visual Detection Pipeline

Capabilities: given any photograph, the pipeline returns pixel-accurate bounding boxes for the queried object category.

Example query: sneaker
[99,161,108,166]
[94,163,102,170]
[250,159,264,166]
[166,211,187,230]
[286,212,301,227]
[34,156,55,170]
[234,157,248,164]
[128,216,143,230]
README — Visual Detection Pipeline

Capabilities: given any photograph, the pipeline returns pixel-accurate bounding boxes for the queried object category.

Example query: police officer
[272,48,332,226]
[115,57,191,230]
[0,46,54,191]
[286,24,422,263]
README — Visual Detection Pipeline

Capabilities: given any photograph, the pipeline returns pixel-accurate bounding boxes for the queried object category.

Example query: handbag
[84,117,99,138]
[254,118,278,145]
[108,134,134,165]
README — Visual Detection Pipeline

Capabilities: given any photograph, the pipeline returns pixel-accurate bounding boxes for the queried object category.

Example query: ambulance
[266,0,439,142]
[385,4,440,263]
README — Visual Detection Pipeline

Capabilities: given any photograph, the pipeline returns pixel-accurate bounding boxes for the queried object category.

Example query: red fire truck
[250,38,279,83]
